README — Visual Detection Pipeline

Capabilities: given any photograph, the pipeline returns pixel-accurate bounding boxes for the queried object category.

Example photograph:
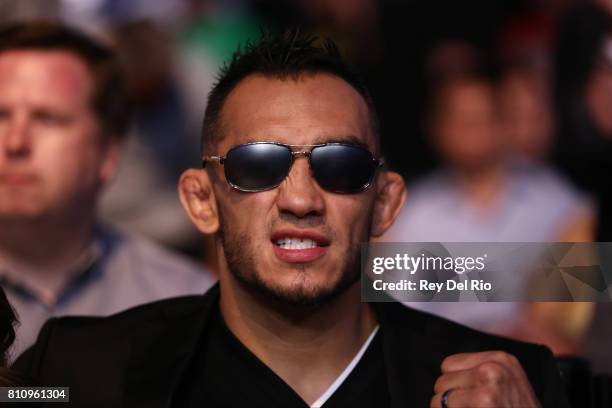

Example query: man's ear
[99,138,121,185]
[178,168,220,235]
[370,171,407,238]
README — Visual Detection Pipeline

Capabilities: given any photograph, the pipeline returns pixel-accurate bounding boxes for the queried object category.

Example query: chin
[0,204,46,220]
[253,269,357,307]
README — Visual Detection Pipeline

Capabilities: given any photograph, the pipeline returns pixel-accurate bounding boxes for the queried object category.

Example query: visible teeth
[275,238,318,250]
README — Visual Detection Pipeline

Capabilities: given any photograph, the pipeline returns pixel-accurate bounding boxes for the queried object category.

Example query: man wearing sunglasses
[15,31,567,407]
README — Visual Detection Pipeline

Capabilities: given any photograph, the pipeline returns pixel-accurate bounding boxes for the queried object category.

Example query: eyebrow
[239,135,374,151]
[311,135,372,150]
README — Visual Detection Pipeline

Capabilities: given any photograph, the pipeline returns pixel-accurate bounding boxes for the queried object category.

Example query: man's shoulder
[13,286,220,407]
[13,285,220,376]
[99,226,216,291]
[377,301,550,357]
[52,293,206,330]
[375,302,568,407]
[102,226,201,273]
[28,284,216,347]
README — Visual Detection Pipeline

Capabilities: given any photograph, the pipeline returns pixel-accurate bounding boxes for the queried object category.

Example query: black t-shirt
[172,305,389,408]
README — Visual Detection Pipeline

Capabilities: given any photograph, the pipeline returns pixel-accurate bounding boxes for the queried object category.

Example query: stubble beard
[218,210,369,308]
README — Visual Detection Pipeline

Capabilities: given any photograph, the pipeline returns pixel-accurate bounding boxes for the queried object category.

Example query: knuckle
[477,362,503,384]
[494,351,519,366]
[505,353,520,367]
[440,355,453,371]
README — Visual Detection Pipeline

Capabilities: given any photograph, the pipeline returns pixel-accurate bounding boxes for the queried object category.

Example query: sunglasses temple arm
[202,155,225,167]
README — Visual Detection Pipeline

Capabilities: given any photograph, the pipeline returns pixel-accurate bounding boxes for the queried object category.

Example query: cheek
[34,130,103,197]
[327,198,373,245]
[220,192,277,238]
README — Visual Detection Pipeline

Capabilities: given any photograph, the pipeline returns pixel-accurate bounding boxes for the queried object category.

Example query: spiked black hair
[201,29,379,154]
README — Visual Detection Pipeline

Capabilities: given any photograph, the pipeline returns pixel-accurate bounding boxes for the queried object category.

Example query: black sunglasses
[202,142,384,193]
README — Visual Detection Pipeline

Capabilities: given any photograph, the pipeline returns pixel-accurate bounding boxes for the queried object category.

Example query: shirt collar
[0,238,103,308]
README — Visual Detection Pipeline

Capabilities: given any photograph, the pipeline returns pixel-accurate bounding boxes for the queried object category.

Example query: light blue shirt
[1,226,216,360]
[383,158,589,330]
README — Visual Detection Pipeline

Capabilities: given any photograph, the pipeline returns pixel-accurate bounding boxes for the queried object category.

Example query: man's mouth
[270,230,330,263]
[274,238,319,250]
[0,172,39,186]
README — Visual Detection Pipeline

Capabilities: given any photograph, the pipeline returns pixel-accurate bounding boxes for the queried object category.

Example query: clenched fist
[430,351,541,408]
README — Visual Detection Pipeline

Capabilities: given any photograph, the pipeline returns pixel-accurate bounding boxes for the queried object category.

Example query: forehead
[443,81,494,105]
[0,49,93,107]
[217,73,376,152]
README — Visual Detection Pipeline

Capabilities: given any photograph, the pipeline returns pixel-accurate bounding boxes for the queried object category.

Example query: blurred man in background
[382,64,594,354]
[497,65,555,162]
[0,22,215,359]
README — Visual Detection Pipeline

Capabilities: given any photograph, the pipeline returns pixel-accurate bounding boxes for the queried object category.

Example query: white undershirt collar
[310,324,380,408]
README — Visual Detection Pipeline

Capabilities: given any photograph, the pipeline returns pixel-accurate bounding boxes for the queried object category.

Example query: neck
[219,271,377,405]
[452,160,507,211]
[0,213,95,273]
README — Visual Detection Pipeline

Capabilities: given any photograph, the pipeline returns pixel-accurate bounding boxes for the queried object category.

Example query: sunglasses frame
[202,141,385,193]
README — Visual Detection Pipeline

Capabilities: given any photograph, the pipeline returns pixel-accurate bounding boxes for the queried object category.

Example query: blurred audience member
[498,66,555,161]
[382,70,594,354]
[494,5,557,162]
[0,22,215,359]
[555,2,612,374]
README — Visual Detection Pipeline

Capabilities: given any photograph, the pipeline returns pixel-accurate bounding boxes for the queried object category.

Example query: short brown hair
[0,21,130,138]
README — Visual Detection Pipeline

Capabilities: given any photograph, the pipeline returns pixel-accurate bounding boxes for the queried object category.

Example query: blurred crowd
[0,0,611,379]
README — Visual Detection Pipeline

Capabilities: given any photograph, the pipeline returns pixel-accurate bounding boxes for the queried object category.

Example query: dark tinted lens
[224,143,292,191]
[310,145,377,193]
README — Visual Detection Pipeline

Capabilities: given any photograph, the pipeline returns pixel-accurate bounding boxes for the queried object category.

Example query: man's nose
[2,116,32,159]
[276,156,325,218]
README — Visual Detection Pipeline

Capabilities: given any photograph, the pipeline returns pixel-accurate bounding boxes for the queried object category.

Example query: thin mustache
[277,211,325,228]
[272,212,337,242]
